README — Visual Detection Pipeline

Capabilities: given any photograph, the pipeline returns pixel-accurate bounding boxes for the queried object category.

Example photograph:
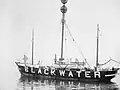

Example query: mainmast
[96,24,100,67]
[32,29,34,65]
[59,0,68,61]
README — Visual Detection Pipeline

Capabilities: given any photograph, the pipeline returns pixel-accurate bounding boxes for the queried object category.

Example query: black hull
[16,62,118,82]
[20,72,114,82]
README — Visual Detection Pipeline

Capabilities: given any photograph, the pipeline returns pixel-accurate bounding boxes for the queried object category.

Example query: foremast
[59,0,68,61]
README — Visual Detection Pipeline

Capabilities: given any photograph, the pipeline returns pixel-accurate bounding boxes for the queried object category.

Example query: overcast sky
[1,0,120,70]
[1,0,120,89]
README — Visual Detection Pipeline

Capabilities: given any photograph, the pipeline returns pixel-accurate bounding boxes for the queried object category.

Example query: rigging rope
[99,58,120,66]
[64,23,91,68]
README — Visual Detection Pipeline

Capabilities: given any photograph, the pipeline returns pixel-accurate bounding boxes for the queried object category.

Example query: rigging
[63,22,91,68]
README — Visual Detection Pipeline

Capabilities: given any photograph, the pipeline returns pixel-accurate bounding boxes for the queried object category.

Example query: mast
[32,29,34,65]
[59,0,68,61]
[96,24,100,67]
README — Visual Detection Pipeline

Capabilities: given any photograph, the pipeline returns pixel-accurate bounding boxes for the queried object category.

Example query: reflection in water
[17,76,119,90]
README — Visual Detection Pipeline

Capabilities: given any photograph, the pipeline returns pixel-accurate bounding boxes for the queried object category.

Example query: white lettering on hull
[44,68,49,75]
[94,71,101,78]
[76,71,81,77]
[59,70,65,76]
[24,66,28,72]
[31,67,35,73]
[38,68,42,74]
[68,71,73,77]
[85,71,91,78]
[51,69,56,75]
[23,66,102,78]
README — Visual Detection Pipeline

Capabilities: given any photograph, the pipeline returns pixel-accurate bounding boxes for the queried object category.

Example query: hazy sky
[1,0,120,69]
[1,0,120,89]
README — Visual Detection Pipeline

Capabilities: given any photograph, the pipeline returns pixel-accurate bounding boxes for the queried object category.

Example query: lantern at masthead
[61,0,68,4]
[60,5,67,13]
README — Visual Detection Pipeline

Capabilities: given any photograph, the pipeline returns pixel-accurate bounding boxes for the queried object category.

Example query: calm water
[17,76,120,90]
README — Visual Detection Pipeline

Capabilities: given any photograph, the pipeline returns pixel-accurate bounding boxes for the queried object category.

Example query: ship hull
[16,62,118,82]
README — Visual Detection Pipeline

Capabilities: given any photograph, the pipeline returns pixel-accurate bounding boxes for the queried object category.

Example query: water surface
[17,75,120,90]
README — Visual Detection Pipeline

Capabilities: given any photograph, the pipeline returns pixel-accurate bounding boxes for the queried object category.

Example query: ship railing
[56,59,85,65]
[16,61,41,68]
[97,67,119,71]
